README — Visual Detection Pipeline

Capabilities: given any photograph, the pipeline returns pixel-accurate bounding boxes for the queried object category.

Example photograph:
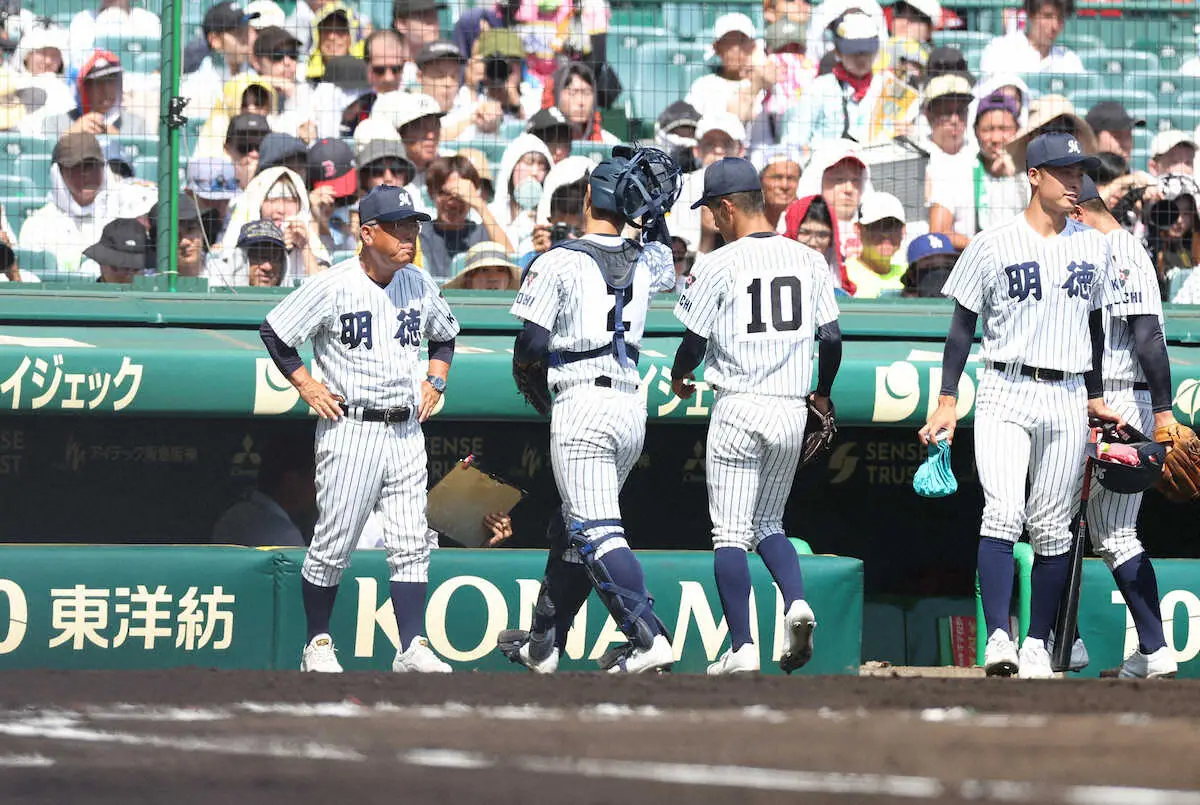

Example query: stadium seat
[95,33,161,58]
[1072,88,1156,112]
[625,41,710,121]
[662,3,708,41]
[1056,31,1103,52]
[1168,268,1192,302]
[1021,72,1100,98]
[1132,35,1198,72]
[0,175,33,194]
[0,133,52,157]
[608,24,670,73]
[1080,50,1161,75]
[611,4,663,29]
[14,249,58,277]
[571,141,616,164]
[13,155,50,188]
[1122,72,1200,102]
[1,196,47,228]
[931,30,993,49]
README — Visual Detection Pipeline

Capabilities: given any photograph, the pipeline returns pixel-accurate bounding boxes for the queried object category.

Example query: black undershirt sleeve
[259,320,303,378]
[671,329,708,381]
[938,303,978,397]
[815,321,842,398]
[428,337,455,365]
[1085,308,1105,399]
[514,321,551,364]
[1129,314,1173,413]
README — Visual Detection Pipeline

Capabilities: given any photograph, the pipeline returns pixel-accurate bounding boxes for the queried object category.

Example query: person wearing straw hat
[442,241,520,290]
[1005,94,1097,178]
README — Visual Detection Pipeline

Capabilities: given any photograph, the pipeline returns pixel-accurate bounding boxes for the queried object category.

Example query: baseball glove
[512,353,552,416]
[801,394,837,466]
[1154,422,1200,502]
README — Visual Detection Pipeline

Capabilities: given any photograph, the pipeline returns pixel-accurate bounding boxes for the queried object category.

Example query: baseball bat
[1051,430,1098,673]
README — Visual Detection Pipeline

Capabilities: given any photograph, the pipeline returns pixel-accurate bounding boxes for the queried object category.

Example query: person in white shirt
[685,12,771,126]
[978,0,1083,76]
[920,74,975,203]
[250,26,316,141]
[67,0,161,72]
[669,112,747,253]
[212,434,315,548]
[11,23,75,120]
[805,0,885,62]
[181,2,260,121]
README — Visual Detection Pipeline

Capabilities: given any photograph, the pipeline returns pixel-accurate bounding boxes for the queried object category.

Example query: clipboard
[426,455,525,547]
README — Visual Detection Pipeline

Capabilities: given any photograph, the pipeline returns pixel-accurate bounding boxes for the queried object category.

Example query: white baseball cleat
[518,642,560,674]
[707,643,760,675]
[780,600,816,674]
[1017,637,1055,679]
[982,628,1018,677]
[300,633,343,673]
[606,634,673,674]
[393,636,452,673]
[1118,646,1178,679]
[1047,631,1089,672]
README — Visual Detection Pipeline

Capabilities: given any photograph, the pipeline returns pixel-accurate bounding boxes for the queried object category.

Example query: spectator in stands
[420,155,514,281]
[900,231,956,298]
[550,62,619,144]
[805,0,886,62]
[782,12,890,153]
[877,35,929,90]
[456,30,529,139]
[306,138,359,253]
[219,166,330,284]
[672,112,747,253]
[458,147,497,204]
[394,0,446,74]
[522,157,591,265]
[305,3,365,82]
[182,1,260,120]
[670,235,692,290]
[373,91,445,201]
[491,134,553,254]
[686,13,771,130]
[195,75,278,159]
[885,0,938,46]
[452,0,521,66]
[102,141,135,180]
[1146,174,1199,293]
[313,54,371,139]
[187,156,240,243]
[212,432,315,547]
[0,239,19,283]
[1084,102,1143,165]
[256,132,308,177]
[224,112,270,190]
[251,26,316,141]
[12,22,74,120]
[20,132,119,275]
[655,101,702,174]
[795,139,870,277]
[442,241,521,290]
[526,107,573,164]
[418,41,481,141]
[844,191,906,297]
[764,0,812,26]
[757,20,816,149]
[510,0,611,88]
[928,91,1025,250]
[971,73,1029,128]
[176,204,212,279]
[85,217,148,284]
[237,219,288,287]
[978,0,1082,76]
[752,145,803,230]
[38,51,149,138]
[1149,131,1196,178]
[783,194,850,292]
[921,73,972,166]
[363,29,408,100]
[357,139,417,194]
[1006,94,1096,175]
[67,0,161,72]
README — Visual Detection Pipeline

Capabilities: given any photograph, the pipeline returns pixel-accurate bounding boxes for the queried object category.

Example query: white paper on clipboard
[426,457,524,547]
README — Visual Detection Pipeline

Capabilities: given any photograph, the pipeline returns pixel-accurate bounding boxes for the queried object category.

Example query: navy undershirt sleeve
[671,329,708,381]
[429,337,455,365]
[1129,314,1173,413]
[1085,309,1105,399]
[938,303,978,397]
[815,321,843,398]
[260,320,303,378]
[514,321,551,363]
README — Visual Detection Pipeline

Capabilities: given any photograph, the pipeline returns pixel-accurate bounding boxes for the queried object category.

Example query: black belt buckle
[383,407,408,424]
[1031,367,1050,382]
[595,376,613,388]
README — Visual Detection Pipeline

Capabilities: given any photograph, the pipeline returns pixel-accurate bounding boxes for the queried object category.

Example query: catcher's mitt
[1154,422,1200,502]
[801,394,837,466]
[512,353,552,416]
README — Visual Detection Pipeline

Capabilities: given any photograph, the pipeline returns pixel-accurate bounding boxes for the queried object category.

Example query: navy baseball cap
[358,184,431,225]
[907,232,957,264]
[1078,175,1102,204]
[690,157,762,209]
[237,219,286,249]
[1025,131,1100,171]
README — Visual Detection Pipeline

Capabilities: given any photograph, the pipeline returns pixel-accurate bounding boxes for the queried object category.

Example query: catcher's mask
[1086,423,1166,494]
[589,145,682,224]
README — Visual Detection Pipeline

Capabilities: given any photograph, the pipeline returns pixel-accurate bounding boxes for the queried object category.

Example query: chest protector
[547,238,643,369]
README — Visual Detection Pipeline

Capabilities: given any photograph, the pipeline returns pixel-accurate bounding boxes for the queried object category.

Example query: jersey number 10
[745,276,802,334]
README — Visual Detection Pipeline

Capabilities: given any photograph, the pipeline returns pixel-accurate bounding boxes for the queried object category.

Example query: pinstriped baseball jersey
[510,235,675,388]
[1102,228,1163,383]
[674,234,838,397]
[266,258,460,409]
[941,215,1119,373]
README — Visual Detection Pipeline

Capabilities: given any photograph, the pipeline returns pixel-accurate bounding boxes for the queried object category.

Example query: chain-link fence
[0,0,1197,297]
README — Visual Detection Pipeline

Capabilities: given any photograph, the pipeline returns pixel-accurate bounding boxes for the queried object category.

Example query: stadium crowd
[0,0,1197,301]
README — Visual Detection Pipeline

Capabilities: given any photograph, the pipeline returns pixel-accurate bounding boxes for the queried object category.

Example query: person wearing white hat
[685,12,772,126]
[843,191,907,297]
[372,91,446,205]
[1148,131,1197,178]
[12,23,75,121]
[668,112,748,253]
[782,12,893,152]
[978,0,1082,76]
[805,0,886,62]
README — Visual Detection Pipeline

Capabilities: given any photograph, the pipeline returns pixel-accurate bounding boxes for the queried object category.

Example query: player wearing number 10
[672,158,843,675]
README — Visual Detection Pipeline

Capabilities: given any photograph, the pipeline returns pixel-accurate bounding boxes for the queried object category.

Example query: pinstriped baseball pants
[1088,386,1153,569]
[974,369,1088,557]
[550,385,646,561]
[708,392,809,551]
[303,416,431,587]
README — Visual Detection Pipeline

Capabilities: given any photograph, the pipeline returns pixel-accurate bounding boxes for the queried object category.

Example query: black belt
[342,405,411,423]
[552,376,637,395]
[989,362,1070,382]
[1134,382,1151,391]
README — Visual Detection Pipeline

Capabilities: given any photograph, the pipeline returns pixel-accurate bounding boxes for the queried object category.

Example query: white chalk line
[398,749,1200,804]
[0,753,55,768]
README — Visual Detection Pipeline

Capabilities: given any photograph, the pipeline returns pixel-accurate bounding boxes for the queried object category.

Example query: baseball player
[259,184,460,674]
[501,146,681,674]
[918,132,1125,680]
[670,157,843,675]
[1069,176,1178,678]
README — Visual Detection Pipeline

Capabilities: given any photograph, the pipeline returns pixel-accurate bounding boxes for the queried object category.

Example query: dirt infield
[3,671,1200,804]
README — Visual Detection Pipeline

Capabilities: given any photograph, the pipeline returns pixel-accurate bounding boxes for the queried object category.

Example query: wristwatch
[426,375,446,393]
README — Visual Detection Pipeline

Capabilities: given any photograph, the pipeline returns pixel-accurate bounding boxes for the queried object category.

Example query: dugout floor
[2,670,1200,804]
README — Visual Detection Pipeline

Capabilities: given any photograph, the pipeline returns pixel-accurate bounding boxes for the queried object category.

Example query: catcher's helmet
[1086,425,1166,494]
[590,145,682,224]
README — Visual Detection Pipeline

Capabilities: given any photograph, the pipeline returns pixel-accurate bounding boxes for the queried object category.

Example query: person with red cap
[307,137,360,252]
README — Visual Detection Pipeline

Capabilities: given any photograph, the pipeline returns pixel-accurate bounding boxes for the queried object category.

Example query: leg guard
[569,519,663,651]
